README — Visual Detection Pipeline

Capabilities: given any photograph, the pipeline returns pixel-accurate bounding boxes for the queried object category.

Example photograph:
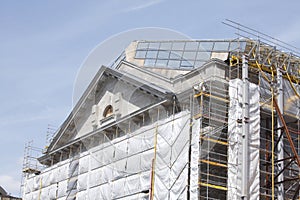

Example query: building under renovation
[22,30,300,199]
[0,186,22,200]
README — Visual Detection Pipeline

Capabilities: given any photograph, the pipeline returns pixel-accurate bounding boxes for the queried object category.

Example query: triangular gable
[46,66,173,153]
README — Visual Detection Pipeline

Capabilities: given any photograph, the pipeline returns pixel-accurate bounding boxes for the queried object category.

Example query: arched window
[103,105,113,117]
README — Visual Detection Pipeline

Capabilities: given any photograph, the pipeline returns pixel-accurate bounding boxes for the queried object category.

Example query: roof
[133,39,247,70]
[0,186,7,196]
[120,39,300,79]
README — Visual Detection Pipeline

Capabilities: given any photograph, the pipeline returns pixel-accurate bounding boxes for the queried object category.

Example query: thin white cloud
[2,2,115,49]
[123,0,164,12]
[0,114,48,127]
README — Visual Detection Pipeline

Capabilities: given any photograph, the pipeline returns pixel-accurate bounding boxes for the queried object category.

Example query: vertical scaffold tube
[276,67,284,200]
[150,125,158,200]
[242,55,249,199]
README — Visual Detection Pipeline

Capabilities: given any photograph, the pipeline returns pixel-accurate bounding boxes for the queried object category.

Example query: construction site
[21,22,300,200]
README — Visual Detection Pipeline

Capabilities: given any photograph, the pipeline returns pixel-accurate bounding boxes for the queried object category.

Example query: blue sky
[1,0,300,196]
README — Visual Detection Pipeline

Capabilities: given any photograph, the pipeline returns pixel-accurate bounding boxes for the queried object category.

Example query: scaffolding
[190,68,299,199]
[188,36,300,199]
[21,141,44,198]
[45,124,57,148]
[21,28,300,199]
[22,141,44,175]
[193,78,229,199]
[231,44,299,200]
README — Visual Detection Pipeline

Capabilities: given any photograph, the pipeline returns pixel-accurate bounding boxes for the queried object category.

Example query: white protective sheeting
[57,163,69,182]
[49,168,57,184]
[260,74,300,116]
[228,79,260,200]
[153,112,190,200]
[31,191,38,200]
[90,150,103,170]
[42,171,51,187]
[33,176,40,191]
[77,190,87,200]
[282,78,300,116]
[24,177,33,194]
[190,118,200,199]
[89,168,102,188]
[23,111,195,200]
[78,173,88,191]
[48,184,57,199]
[79,154,90,174]
[57,179,68,198]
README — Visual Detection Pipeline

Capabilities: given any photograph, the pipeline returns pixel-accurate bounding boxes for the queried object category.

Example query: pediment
[46,66,172,153]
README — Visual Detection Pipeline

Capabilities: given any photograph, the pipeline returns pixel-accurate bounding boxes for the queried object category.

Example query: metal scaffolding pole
[242,55,249,199]
[276,67,284,200]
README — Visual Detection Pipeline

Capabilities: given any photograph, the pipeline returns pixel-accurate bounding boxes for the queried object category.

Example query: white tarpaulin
[153,112,190,200]
[228,79,260,200]
[190,119,200,199]
[260,74,300,116]
[22,111,199,200]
